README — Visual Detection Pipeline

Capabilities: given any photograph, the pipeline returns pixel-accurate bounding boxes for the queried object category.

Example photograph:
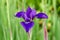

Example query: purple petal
[22,14,31,22]
[15,11,25,18]
[25,18,31,22]
[20,21,34,32]
[30,9,36,19]
[26,6,32,18]
[26,7,36,20]
[36,13,48,19]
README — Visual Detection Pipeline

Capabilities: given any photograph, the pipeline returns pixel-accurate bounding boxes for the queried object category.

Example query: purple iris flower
[15,7,48,32]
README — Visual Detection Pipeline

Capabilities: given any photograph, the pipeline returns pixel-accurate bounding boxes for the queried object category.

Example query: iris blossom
[15,7,48,33]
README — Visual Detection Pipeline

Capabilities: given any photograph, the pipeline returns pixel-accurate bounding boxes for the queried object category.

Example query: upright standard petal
[30,9,36,19]
[15,11,25,18]
[20,21,34,32]
[36,13,48,19]
[26,7,32,18]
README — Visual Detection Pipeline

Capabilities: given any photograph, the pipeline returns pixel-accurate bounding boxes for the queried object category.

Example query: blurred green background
[0,0,60,40]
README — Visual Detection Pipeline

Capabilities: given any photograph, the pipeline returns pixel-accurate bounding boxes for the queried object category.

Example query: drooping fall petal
[15,11,25,18]
[20,21,34,32]
[36,13,48,19]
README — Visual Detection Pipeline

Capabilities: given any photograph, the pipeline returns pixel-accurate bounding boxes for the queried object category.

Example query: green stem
[43,19,48,40]
[6,0,12,40]
[28,29,32,40]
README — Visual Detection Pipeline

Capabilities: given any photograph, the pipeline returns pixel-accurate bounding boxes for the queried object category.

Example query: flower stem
[6,0,13,40]
[43,19,48,40]
[28,29,32,40]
